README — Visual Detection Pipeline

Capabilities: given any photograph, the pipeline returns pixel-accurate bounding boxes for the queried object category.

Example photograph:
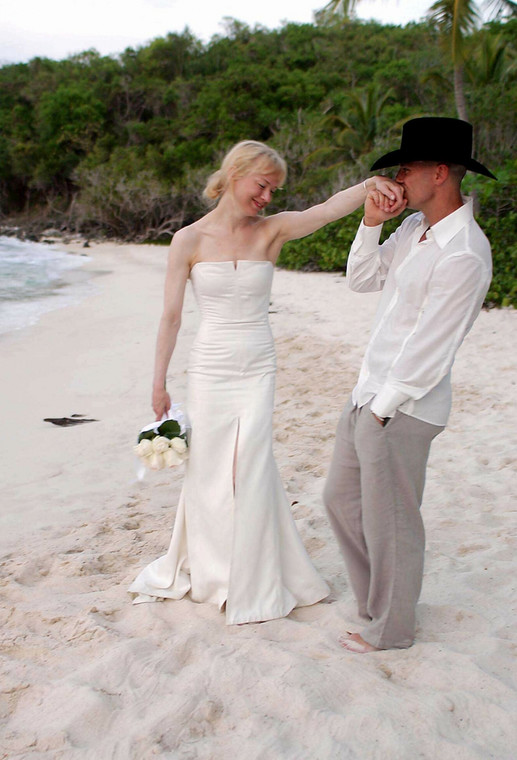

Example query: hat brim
[370,150,497,180]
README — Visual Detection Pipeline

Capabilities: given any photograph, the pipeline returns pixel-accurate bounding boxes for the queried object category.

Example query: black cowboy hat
[370,117,496,179]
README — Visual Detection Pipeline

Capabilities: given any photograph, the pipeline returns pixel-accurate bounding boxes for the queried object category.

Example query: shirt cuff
[370,386,410,419]
[351,220,383,254]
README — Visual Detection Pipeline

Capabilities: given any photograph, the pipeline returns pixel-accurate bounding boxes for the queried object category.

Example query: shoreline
[0,241,178,549]
[0,235,95,338]
[1,241,516,757]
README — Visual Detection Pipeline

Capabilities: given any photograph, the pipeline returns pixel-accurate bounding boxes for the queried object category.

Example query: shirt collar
[424,197,474,249]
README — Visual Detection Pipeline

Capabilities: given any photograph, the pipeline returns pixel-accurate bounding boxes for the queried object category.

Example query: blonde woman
[129,140,404,624]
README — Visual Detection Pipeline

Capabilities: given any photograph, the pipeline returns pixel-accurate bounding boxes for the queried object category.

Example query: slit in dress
[220,418,240,613]
[232,418,240,495]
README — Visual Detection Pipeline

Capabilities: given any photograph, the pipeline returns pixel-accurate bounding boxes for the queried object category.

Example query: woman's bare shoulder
[169,220,206,263]
[171,220,203,247]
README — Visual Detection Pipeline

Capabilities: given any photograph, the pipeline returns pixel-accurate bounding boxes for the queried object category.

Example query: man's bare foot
[338,632,380,653]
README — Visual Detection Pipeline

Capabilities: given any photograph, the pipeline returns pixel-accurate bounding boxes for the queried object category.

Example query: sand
[1,241,516,759]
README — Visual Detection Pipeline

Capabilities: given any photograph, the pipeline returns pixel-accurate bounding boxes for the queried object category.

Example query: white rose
[164,448,183,467]
[152,436,170,454]
[170,437,187,454]
[134,439,153,457]
[149,452,165,470]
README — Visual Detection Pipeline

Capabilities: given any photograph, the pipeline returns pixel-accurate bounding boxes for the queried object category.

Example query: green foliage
[157,420,182,439]
[74,146,191,239]
[278,212,362,270]
[311,82,396,167]
[464,158,517,307]
[483,214,517,307]
[137,418,186,443]
[278,209,409,271]
[0,17,515,305]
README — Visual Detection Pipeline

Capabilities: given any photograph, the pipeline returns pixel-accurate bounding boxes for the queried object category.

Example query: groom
[324,117,496,652]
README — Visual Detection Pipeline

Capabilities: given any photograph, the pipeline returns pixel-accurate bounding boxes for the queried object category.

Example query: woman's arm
[152,231,192,420]
[268,176,405,247]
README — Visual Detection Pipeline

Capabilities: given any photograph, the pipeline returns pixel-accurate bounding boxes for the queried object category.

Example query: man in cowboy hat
[323,116,495,652]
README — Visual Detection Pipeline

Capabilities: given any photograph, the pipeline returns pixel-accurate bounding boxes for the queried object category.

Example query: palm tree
[319,0,517,119]
[429,0,517,118]
[428,0,479,119]
[306,83,395,166]
[319,0,517,22]
[465,30,516,85]
[315,0,362,24]
[335,83,396,158]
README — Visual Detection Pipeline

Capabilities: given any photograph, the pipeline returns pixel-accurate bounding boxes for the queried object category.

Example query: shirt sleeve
[346,219,400,292]
[370,252,491,419]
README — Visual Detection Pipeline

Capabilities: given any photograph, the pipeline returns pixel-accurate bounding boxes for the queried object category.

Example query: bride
[129,140,403,624]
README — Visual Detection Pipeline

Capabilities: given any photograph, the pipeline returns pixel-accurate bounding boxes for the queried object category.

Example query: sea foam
[0,236,90,335]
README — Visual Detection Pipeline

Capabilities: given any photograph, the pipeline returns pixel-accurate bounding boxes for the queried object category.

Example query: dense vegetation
[0,16,515,305]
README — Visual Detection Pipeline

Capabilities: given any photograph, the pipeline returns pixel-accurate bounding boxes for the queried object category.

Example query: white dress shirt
[348,198,492,426]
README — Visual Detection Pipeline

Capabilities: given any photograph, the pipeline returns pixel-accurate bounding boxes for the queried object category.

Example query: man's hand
[372,411,387,426]
[364,180,407,227]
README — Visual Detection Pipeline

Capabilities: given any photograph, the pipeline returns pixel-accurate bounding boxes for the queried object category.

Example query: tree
[428,0,517,118]
[427,0,479,119]
[310,82,395,167]
[320,0,517,119]
[465,29,516,84]
[34,85,106,192]
[315,0,362,23]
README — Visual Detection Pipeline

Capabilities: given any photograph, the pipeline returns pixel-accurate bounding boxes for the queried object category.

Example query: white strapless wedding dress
[129,260,329,624]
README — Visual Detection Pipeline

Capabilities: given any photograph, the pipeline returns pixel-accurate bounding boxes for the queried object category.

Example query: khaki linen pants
[323,399,443,649]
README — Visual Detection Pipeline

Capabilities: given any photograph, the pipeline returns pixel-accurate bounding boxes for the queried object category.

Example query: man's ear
[435,163,450,186]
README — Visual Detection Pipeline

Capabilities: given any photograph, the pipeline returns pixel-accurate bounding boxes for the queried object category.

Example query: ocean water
[0,236,91,336]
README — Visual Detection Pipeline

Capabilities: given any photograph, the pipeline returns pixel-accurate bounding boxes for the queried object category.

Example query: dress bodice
[188,260,275,377]
[190,260,274,324]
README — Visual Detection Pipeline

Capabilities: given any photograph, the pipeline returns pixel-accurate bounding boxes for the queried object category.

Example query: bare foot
[339,632,380,654]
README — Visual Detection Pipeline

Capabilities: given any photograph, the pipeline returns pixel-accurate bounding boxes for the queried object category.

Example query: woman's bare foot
[339,632,380,653]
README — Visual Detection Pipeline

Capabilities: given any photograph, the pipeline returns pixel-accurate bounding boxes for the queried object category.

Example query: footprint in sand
[13,557,53,586]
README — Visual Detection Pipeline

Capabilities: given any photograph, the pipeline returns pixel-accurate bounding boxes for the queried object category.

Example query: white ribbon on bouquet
[138,403,189,437]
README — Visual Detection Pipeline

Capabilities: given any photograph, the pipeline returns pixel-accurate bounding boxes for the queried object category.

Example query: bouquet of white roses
[134,404,189,471]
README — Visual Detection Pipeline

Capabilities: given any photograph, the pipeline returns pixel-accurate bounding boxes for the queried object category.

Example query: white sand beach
[1,241,516,759]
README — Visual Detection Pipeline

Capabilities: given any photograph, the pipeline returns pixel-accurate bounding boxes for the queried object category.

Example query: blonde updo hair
[203,140,287,203]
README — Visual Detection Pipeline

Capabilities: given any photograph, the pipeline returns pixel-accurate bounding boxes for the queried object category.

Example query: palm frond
[316,0,361,23]
[428,0,480,61]
[483,0,517,18]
